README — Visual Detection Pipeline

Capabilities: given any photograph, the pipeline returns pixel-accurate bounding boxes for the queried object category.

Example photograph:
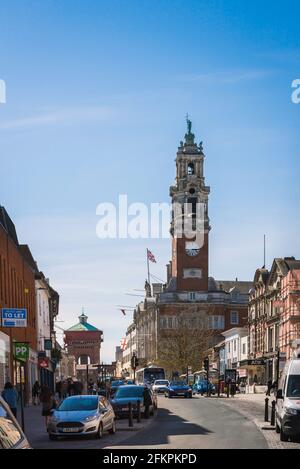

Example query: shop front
[0,331,11,390]
[239,358,267,386]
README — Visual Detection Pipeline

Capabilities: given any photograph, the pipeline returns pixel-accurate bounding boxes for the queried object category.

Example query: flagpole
[146,248,150,285]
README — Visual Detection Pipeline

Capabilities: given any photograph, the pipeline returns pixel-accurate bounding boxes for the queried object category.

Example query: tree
[156,307,214,376]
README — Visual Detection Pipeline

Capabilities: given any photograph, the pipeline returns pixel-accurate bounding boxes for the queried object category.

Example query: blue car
[110,385,155,418]
[165,381,193,398]
[193,380,216,395]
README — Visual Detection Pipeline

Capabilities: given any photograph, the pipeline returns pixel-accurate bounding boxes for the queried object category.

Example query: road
[106,395,268,449]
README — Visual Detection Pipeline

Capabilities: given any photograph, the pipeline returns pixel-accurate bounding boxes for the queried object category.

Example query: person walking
[40,385,56,429]
[266,379,272,396]
[32,381,41,405]
[1,382,18,418]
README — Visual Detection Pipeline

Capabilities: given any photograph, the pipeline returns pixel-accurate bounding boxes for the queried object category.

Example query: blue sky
[0,0,299,361]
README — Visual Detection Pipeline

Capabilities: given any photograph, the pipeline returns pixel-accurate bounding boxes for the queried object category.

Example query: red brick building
[0,206,37,398]
[134,121,253,371]
[64,313,103,365]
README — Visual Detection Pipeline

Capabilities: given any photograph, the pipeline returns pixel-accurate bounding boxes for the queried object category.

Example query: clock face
[185,241,200,256]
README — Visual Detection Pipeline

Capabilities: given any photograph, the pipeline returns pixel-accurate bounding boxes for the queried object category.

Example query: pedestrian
[88,378,94,395]
[61,380,68,399]
[266,379,272,396]
[40,384,56,429]
[55,380,62,400]
[1,382,18,418]
[143,387,152,418]
[32,380,41,405]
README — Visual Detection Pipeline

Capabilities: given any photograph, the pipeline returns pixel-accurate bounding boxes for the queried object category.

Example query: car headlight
[284,407,298,415]
[84,414,98,422]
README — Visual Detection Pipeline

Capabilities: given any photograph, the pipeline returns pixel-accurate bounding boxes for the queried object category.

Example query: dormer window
[187,162,194,175]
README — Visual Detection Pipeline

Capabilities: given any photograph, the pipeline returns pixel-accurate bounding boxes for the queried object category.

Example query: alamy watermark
[0,79,6,104]
[291,79,300,104]
[96,195,206,247]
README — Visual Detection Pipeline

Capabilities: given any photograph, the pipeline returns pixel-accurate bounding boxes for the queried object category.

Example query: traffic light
[203,357,209,372]
[131,352,139,370]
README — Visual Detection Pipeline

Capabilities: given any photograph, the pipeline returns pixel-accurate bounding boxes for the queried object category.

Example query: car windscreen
[287,374,300,397]
[115,387,144,398]
[170,381,186,387]
[58,397,98,411]
[111,381,124,387]
[0,401,24,449]
[155,380,168,385]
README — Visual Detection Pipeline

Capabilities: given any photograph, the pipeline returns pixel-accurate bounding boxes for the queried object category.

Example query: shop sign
[38,357,49,368]
[14,343,29,362]
[44,339,52,351]
[240,359,266,366]
[2,308,27,327]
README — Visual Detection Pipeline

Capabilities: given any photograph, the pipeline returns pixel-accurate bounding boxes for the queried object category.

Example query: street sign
[1,308,27,327]
[14,343,29,362]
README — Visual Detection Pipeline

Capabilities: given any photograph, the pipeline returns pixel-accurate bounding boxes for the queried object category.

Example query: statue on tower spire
[184,113,195,144]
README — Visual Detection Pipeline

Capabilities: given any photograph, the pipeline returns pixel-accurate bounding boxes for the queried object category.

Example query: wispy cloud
[0,105,117,130]
[177,69,275,85]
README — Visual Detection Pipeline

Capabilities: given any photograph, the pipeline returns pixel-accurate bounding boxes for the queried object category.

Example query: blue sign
[1,308,27,328]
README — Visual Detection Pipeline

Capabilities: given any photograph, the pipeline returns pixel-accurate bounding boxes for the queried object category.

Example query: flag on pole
[120,308,126,316]
[120,338,127,350]
[147,249,156,263]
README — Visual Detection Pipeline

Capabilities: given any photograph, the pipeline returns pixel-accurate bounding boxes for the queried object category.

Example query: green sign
[44,339,52,351]
[14,343,29,362]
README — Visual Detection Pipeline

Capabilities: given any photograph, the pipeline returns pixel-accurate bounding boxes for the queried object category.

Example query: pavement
[215,392,300,449]
[18,403,155,449]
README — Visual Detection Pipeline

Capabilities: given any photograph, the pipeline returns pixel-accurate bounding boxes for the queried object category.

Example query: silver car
[0,396,31,449]
[47,395,116,440]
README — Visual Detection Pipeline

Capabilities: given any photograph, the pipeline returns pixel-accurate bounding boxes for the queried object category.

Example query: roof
[66,321,99,332]
[0,206,19,246]
[66,312,100,332]
[211,278,253,294]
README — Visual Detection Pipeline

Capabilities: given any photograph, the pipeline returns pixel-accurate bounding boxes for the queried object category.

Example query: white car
[152,379,170,394]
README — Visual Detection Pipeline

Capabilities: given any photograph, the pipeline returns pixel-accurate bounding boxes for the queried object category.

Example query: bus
[136,366,166,385]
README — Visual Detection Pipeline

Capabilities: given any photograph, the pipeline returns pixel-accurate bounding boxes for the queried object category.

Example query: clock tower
[169,117,210,291]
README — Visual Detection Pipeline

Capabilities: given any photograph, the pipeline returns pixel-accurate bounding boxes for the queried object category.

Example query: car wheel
[96,422,104,439]
[280,428,289,442]
[109,419,116,434]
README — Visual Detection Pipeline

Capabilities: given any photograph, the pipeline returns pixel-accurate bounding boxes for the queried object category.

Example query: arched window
[78,355,91,365]
[187,162,194,175]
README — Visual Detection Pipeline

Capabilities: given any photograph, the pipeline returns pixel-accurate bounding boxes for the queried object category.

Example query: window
[168,317,173,328]
[233,339,237,352]
[230,311,239,325]
[187,162,194,175]
[209,315,225,330]
[242,343,246,355]
[189,292,196,301]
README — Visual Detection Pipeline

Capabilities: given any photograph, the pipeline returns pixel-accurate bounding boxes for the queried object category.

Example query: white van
[275,351,300,441]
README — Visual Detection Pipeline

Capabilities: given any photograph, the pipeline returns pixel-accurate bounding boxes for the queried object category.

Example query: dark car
[0,396,31,449]
[193,380,216,395]
[165,381,193,398]
[111,385,155,418]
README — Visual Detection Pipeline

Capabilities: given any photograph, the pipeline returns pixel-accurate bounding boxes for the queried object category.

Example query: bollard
[271,400,276,426]
[137,399,141,423]
[264,397,269,422]
[227,384,230,398]
[128,402,133,427]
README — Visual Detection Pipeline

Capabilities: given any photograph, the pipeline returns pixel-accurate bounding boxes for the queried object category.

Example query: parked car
[193,380,216,395]
[47,395,116,440]
[165,381,193,398]
[111,384,156,418]
[0,396,31,449]
[152,379,170,394]
[276,355,300,441]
